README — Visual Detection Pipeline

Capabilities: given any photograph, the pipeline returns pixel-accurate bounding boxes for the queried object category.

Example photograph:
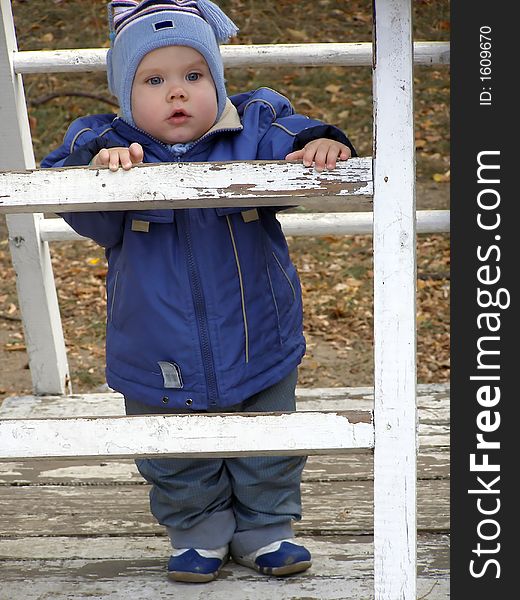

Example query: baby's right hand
[92,142,144,172]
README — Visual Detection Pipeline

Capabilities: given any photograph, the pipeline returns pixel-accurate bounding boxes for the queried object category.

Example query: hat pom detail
[197,0,238,43]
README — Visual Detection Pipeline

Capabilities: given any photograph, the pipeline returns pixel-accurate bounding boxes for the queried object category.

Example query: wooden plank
[38,209,450,242]
[372,1,417,598]
[0,565,449,600]
[0,535,450,599]
[0,158,373,214]
[303,450,449,482]
[301,479,448,533]
[0,479,449,537]
[278,209,449,235]
[0,459,144,485]
[0,411,374,461]
[297,385,449,422]
[0,392,128,418]
[0,533,450,573]
[0,0,70,394]
[12,42,450,74]
[0,532,450,571]
[0,394,449,432]
[0,408,449,461]
[0,385,448,466]
[296,381,449,400]
[0,383,450,418]
[0,448,449,485]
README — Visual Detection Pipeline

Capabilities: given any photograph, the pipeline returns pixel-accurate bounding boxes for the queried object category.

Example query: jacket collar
[205,98,243,135]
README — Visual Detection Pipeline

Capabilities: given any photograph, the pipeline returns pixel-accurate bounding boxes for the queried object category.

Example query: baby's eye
[186,72,201,82]
[147,76,163,86]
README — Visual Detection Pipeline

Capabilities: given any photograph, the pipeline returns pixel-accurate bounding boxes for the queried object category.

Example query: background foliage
[0,0,450,394]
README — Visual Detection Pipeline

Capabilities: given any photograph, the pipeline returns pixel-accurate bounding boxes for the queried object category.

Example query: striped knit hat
[106,0,238,125]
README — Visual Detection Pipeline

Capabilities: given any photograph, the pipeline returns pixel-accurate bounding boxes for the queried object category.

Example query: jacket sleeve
[61,136,124,167]
[292,124,357,157]
[41,119,126,249]
[257,112,357,161]
[255,102,357,212]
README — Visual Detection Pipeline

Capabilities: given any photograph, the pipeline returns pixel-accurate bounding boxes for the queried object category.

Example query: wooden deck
[0,383,449,599]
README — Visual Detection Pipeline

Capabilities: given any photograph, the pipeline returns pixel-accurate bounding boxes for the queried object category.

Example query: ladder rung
[0,158,373,214]
[0,411,374,461]
[38,209,450,240]
[12,42,450,74]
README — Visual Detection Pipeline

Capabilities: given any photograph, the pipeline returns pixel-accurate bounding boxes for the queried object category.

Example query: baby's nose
[168,86,187,100]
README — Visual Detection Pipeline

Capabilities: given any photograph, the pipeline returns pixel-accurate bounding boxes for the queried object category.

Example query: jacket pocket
[215,207,250,217]
[266,248,301,343]
[127,209,175,223]
[271,251,297,303]
[108,270,119,325]
[125,210,175,237]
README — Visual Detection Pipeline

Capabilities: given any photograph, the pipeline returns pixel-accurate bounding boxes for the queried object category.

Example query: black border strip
[451,1,515,595]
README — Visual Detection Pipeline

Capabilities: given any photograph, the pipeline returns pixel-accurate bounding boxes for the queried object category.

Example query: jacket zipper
[179,210,219,406]
[226,216,249,363]
[117,119,243,404]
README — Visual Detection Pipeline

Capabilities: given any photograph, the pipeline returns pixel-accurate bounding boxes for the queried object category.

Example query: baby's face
[131,45,218,145]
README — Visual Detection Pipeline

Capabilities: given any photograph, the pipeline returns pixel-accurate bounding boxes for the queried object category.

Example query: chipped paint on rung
[0,158,373,214]
[0,411,374,461]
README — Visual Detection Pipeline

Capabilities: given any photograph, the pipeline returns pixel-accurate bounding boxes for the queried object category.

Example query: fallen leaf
[4,343,26,352]
[286,28,307,41]
[325,84,342,94]
[432,170,450,183]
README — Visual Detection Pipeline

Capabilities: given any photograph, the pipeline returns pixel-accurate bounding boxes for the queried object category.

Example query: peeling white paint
[0,412,374,461]
[38,463,139,480]
[0,462,22,476]
[0,158,373,214]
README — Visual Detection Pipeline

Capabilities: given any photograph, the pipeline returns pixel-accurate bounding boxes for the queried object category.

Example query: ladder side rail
[12,41,450,73]
[372,1,417,599]
[0,0,70,395]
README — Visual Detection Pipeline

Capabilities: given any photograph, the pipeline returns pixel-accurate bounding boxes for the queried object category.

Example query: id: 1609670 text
[479,25,492,106]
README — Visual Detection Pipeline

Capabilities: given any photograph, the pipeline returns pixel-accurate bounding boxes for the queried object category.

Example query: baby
[42,0,356,583]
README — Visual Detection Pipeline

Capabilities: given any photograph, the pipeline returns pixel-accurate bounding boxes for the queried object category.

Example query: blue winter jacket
[42,88,355,410]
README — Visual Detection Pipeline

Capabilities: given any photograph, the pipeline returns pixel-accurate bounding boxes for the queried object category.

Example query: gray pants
[125,370,306,556]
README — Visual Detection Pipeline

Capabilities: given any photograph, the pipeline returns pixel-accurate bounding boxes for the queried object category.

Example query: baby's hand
[285,139,351,172]
[92,142,144,172]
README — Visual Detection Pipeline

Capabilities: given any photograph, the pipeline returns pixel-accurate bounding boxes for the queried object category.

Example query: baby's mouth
[168,109,189,123]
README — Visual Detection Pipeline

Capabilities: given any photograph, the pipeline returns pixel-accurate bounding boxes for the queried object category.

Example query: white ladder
[0,1,449,597]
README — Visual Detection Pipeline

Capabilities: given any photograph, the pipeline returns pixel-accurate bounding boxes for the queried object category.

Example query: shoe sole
[168,570,220,583]
[234,557,312,577]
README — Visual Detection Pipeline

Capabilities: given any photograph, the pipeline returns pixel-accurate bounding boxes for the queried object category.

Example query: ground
[0,0,450,399]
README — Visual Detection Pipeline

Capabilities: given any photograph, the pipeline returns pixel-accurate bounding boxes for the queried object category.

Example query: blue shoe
[233,539,312,577]
[167,545,229,583]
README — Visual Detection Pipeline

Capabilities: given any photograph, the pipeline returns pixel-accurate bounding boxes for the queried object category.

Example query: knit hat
[106,0,238,125]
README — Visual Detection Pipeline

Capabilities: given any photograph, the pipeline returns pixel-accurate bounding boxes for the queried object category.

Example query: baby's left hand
[285,138,351,171]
